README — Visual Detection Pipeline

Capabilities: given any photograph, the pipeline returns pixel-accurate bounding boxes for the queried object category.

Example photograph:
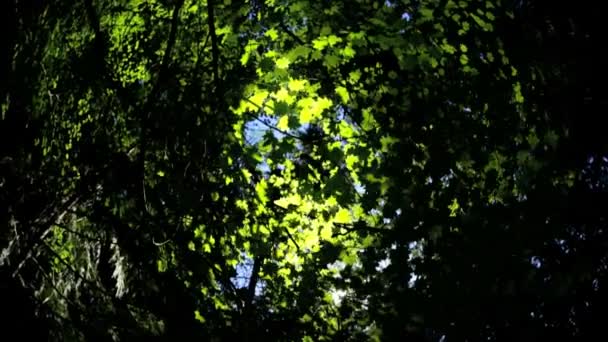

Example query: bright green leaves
[288,79,307,92]
[265,28,279,41]
[312,35,342,51]
[335,86,349,104]
[157,259,168,272]
[348,70,362,84]
[345,154,358,169]
[256,179,269,204]
[276,56,290,69]
[339,121,355,138]
[460,54,469,65]
[298,97,333,124]
[302,229,320,250]
[249,88,270,109]
[448,199,460,217]
[361,108,378,131]
[513,82,524,103]
[194,310,206,323]
[232,86,268,115]
[241,40,258,65]
[187,4,199,13]
[277,115,290,130]
[274,193,301,209]
[327,35,342,46]
[274,88,293,103]
[320,225,333,240]
[334,208,351,224]
[342,45,356,58]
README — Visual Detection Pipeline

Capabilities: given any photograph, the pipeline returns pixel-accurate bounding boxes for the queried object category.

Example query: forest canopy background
[0,0,602,341]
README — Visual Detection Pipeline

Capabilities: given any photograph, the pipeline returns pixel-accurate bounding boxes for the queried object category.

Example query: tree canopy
[0,0,602,340]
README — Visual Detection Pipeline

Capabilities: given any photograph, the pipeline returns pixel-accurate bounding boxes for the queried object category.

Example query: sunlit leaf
[334,208,351,224]
[277,115,290,130]
[288,79,307,92]
[335,86,349,103]
[265,28,279,40]
[276,57,290,69]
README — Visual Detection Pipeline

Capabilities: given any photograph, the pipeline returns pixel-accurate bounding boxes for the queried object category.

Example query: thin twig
[334,222,390,236]
[279,22,305,45]
[242,97,303,140]
[245,111,303,140]
[284,226,301,251]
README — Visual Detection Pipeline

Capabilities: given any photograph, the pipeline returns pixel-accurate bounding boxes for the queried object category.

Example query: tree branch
[245,111,304,141]
[246,256,262,306]
[279,21,304,45]
[334,222,390,236]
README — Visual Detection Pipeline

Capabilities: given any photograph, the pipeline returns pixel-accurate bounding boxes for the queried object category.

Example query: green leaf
[256,179,268,204]
[320,225,332,240]
[345,154,358,169]
[420,8,433,20]
[249,90,269,109]
[288,79,306,92]
[324,54,341,68]
[298,97,332,124]
[339,121,354,138]
[157,259,167,272]
[320,25,332,36]
[287,45,311,61]
[448,198,460,217]
[277,115,289,130]
[513,82,524,103]
[276,57,290,69]
[342,45,355,58]
[348,70,361,83]
[194,310,206,323]
[460,54,469,65]
[361,108,378,131]
[265,28,279,40]
[327,35,342,46]
[335,86,349,103]
[313,39,328,51]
